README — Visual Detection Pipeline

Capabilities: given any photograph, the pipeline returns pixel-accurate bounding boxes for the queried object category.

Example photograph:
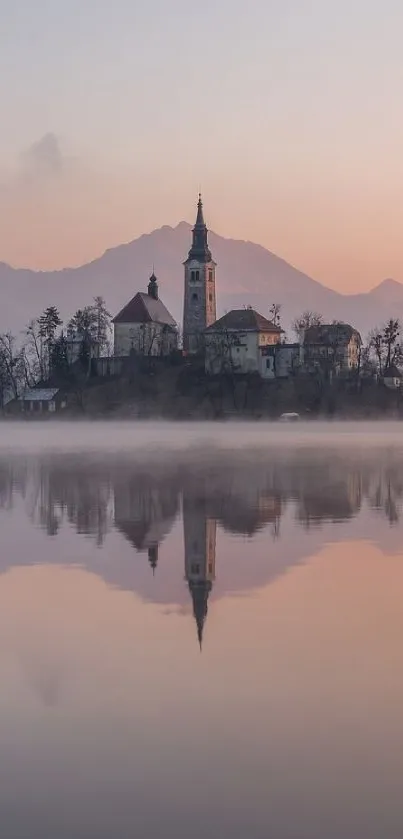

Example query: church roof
[185,194,212,264]
[113,292,177,328]
[205,309,283,334]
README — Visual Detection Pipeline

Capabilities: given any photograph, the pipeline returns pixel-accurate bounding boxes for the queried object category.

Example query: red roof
[205,309,283,333]
[113,292,176,327]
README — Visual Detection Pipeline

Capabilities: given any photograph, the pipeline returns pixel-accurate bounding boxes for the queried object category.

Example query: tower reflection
[183,494,216,648]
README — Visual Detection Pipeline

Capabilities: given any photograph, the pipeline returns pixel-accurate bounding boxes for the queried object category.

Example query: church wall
[205,330,261,374]
[114,322,177,357]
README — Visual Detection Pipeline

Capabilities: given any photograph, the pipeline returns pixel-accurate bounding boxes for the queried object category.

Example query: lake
[1,421,403,838]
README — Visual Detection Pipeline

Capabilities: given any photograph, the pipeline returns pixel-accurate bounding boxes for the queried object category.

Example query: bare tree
[368,319,403,375]
[269,303,282,327]
[92,296,112,356]
[205,329,242,376]
[0,333,27,402]
[292,310,323,340]
[25,319,46,382]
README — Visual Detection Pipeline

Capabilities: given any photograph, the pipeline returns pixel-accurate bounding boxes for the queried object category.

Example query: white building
[205,309,283,375]
[113,273,178,357]
[260,343,304,379]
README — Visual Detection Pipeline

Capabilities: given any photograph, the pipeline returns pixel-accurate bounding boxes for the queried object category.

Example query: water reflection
[1,449,403,649]
[2,442,403,838]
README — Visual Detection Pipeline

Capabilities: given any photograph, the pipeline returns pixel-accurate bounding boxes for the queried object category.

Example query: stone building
[205,308,283,375]
[303,323,361,374]
[113,273,177,357]
[183,195,217,353]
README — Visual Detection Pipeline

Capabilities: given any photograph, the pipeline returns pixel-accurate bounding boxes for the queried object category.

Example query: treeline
[0,296,111,407]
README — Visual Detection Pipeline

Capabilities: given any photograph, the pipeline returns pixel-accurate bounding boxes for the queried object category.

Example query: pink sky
[1,1,403,293]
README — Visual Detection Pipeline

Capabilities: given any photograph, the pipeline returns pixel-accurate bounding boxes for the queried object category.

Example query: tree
[51,334,70,378]
[92,296,112,356]
[25,318,46,382]
[39,306,63,378]
[67,307,98,375]
[368,319,403,375]
[269,303,282,327]
[292,310,323,340]
[0,333,26,405]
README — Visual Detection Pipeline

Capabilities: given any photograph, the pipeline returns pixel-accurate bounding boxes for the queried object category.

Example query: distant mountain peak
[371,277,403,292]
[370,278,403,300]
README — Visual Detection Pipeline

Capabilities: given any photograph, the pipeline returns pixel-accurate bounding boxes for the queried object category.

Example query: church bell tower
[183,195,217,353]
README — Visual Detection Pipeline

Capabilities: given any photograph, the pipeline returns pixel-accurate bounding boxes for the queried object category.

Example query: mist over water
[1,422,403,839]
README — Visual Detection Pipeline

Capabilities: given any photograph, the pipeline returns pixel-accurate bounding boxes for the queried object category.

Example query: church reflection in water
[2,449,403,646]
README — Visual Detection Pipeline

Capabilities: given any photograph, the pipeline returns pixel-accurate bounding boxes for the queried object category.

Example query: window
[191,563,200,575]
[209,270,213,282]
[195,270,200,282]
[191,271,195,282]
[192,293,198,302]
[208,563,213,574]
[209,293,213,302]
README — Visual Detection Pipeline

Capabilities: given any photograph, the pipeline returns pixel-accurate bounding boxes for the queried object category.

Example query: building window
[209,270,213,282]
[191,563,200,574]
[209,293,213,302]
[192,293,198,302]
[191,271,195,282]
[208,563,213,574]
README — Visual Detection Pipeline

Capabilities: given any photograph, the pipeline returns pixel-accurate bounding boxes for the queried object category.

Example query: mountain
[1,222,403,338]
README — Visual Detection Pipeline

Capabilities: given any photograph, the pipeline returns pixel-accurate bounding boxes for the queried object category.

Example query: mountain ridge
[1,222,403,338]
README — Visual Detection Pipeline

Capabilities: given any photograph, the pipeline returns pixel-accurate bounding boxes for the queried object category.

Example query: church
[112,195,217,357]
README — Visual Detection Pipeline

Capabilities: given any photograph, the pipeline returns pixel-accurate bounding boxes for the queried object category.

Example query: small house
[18,388,66,414]
[383,365,402,390]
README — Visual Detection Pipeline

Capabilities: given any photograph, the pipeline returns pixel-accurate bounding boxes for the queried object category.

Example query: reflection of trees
[1,452,403,552]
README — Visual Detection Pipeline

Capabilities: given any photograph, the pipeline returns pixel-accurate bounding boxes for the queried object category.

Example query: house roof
[113,292,177,328]
[384,365,402,378]
[304,323,361,345]
[19,388,59,402]
[205,309,283,333]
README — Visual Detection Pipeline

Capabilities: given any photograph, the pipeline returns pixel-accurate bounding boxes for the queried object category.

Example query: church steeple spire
[187,193,212,263]
[189,579,212,650]
[195,193,205,227]
[148,546,158,575]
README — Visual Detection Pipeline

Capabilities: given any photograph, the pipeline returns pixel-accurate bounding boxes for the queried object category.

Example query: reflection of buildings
[4,451,403,649]
[295,467,362,527]
[114,477,179,573]
[183,496,216,648]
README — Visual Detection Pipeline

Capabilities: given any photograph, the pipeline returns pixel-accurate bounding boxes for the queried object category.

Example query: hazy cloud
[20,133,65,179]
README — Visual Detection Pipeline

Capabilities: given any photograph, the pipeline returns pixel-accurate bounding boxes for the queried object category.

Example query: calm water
[1,422,403,838]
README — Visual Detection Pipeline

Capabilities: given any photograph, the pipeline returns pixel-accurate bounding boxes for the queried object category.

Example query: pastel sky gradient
[1,0,403,291]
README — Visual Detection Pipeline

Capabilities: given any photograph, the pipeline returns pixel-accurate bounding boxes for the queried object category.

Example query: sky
[1,0,403,292]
